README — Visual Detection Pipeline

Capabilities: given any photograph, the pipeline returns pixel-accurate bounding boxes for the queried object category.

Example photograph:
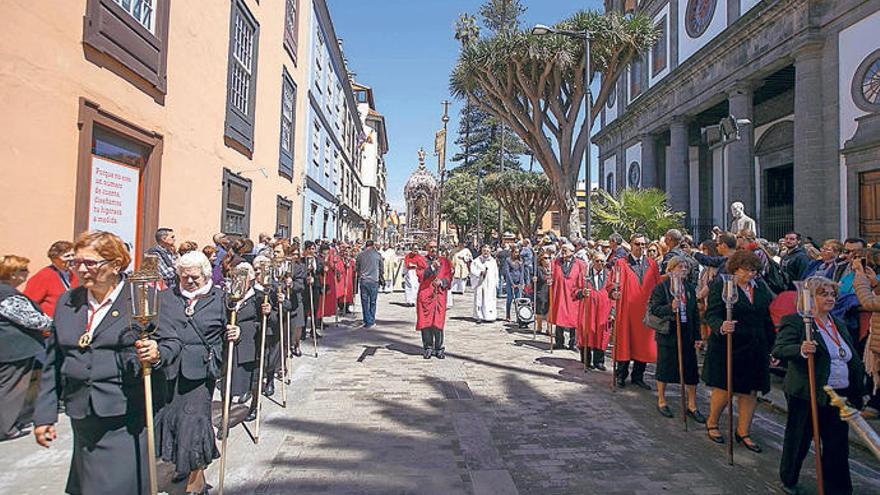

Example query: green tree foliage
[450,8,658,236]
[590,188,685,240]
[483,170,556,238]
[440,172,506,243]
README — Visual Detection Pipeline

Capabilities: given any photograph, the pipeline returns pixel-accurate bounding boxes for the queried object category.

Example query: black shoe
[687,409,707,424]
[424,348,432,359]
[264,381,275,398]
[436,349,446,359]
[0,426,28,442]
[706,426,724,444]
[595,363,607,371]
[631,380,651,390]
[216,427,225,441]
[171,472,188,483]
[245,406,257,422]
[615,378,626,388]
[237,392,252,405]
[735,433,763,453]
[293,347,302,357]
[657,405,674,418]
[778,482,801,495]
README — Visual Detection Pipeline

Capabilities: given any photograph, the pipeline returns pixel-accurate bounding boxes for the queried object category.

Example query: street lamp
[701,114,752,230]
[531,23,593,239]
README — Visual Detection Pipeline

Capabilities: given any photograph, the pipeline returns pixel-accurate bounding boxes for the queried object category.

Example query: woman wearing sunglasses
[32,231,182,494]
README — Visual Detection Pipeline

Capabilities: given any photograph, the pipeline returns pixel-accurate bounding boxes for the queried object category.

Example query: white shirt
[85,280,125,338]
[181,281,213,313]
[815,317,852,389]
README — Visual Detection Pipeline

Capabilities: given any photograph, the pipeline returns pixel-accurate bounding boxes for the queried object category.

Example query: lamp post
[531,23,592,239]
[701,114,752,231]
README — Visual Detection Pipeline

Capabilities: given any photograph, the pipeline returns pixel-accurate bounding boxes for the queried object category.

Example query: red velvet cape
[547,257,586,328]
[611,257,660,363]
[576,268,613,349]
[416,257,452,331]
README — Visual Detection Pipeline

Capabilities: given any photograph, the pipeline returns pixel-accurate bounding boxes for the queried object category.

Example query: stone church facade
[595,0,880,242]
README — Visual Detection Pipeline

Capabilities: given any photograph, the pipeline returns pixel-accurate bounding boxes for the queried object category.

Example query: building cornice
[593,0,807,146]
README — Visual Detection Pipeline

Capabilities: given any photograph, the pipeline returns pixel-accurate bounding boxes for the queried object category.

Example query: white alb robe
[470,255,498,322]
[402,265,419,305]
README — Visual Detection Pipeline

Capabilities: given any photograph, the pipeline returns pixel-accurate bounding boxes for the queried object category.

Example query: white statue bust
[729,201,756,235]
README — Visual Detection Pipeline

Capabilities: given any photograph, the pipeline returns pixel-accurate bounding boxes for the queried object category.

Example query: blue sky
[326,0,604,211]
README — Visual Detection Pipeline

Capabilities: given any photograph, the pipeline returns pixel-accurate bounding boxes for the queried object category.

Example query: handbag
[189,314,222,381]
[643,289,672,335]
[643,306,671,335]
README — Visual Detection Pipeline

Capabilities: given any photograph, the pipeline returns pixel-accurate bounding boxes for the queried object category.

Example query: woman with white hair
[230,257,275,407]
[155,251,237,495]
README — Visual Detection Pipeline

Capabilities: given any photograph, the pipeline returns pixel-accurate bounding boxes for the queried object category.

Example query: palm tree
[590,188,685,240]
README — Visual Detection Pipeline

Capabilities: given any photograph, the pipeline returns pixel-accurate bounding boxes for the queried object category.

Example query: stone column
[640,133,656,188]
[793,43,826,236]
[727,84,755,215]
[667,119,690,215]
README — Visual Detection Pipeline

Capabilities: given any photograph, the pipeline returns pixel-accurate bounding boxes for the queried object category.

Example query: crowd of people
[1,224,879,494]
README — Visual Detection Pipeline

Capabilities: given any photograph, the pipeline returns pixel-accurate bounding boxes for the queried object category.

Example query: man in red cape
[610,233,660,389]
[416,241,452,359]
[318,244,337,326]
[548,243,586,351]
[576,251,614,370]
[335,246,355,315]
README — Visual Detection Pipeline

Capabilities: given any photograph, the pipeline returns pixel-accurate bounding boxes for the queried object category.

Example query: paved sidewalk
[2,290,879,494]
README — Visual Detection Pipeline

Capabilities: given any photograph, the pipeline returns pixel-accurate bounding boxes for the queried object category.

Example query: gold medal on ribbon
[78,332,92,349]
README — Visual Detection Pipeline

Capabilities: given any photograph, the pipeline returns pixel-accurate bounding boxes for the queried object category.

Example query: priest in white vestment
[470,246,498,323]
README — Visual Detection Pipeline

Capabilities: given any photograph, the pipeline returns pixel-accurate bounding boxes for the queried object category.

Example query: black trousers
[554,326,575,347]
[589,348,605,367]
[779,394,852,493]
[420,328,444,351]
[615,360,647,382]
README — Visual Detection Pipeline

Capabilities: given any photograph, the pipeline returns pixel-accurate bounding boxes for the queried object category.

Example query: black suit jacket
[773,314,865,408]
[159,285,227,382]
[234,289,278,364]
[34,283,181,425]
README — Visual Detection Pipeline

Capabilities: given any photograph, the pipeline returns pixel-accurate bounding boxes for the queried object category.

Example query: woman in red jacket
[23,241,78,318]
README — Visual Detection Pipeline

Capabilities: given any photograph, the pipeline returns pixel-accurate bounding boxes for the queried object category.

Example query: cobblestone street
[2,291,879,495]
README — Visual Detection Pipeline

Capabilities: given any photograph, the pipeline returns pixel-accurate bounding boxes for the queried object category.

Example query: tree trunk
[549,175,580,238]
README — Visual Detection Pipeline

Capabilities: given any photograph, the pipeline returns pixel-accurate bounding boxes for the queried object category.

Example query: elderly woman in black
[702,249,774,452]
[33,231,181,494]
[286,247,307,357]
[231,258,275,413]
[532,249,552,336]
[0,255,51,441]
[155,250,233,495]
[773,276,864,495]
[647,256,705,422]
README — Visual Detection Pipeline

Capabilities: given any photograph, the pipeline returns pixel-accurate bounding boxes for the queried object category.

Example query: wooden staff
[285,283,293,385]
[720,274,737,466]
[254,288,269,443]
[548,272,554,354]
[726,303,734,465]
[532,254,537,341]
[128,257,160,495]
[671,274,687,432]
[796,280,824,495]
[218,267,248,495]
[276,279,287,408]
[307,259,319,357]
[582,276,590,373]
[610,264,622,390]
[804,317,825,495]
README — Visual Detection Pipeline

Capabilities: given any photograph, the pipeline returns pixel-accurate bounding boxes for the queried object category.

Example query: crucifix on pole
[435,100,450,247]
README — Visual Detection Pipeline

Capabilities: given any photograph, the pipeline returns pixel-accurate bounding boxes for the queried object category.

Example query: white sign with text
[88,156,141,249]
